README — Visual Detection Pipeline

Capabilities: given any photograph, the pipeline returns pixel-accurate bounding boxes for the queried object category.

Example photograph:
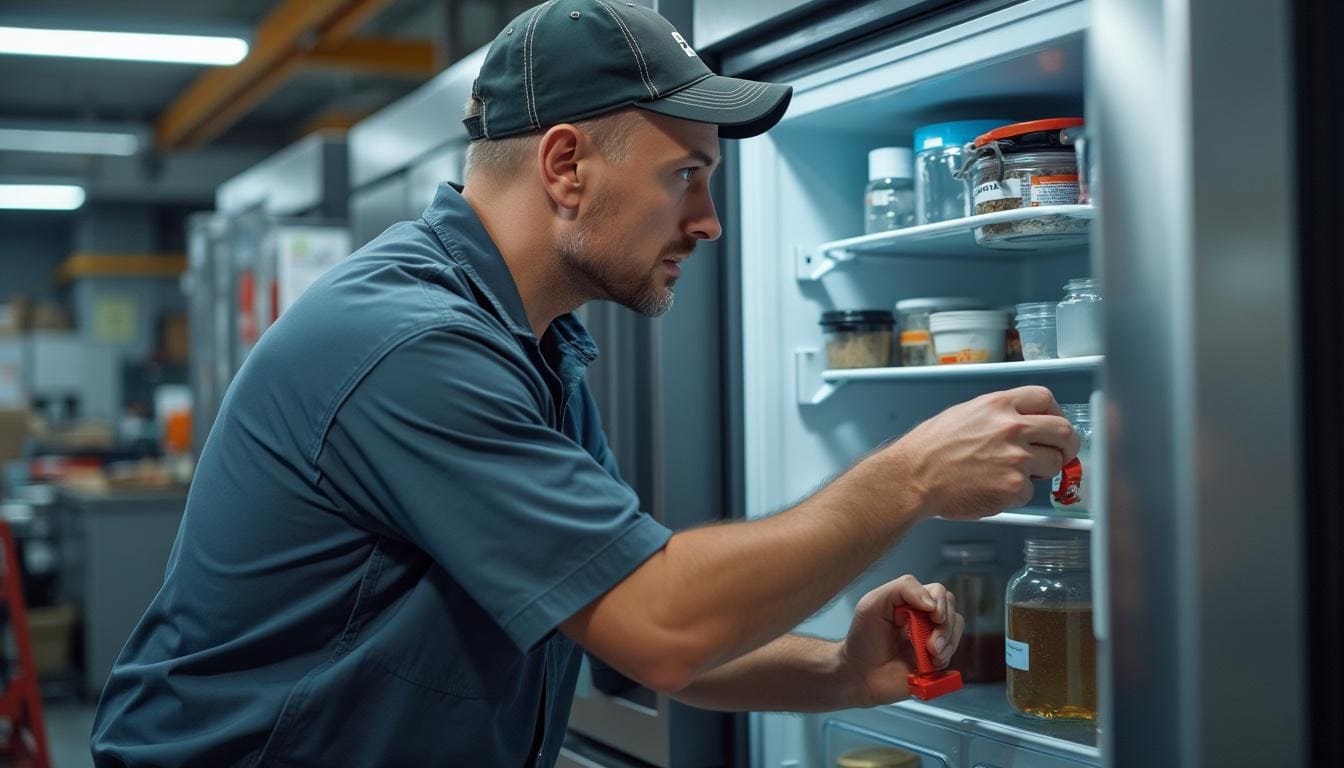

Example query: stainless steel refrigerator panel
[350,174,412,249]
[347,47,486,189]
[1094,0,1304,765]
[216,133,348,219]
[693,0,821,49]
[406,145,466,218]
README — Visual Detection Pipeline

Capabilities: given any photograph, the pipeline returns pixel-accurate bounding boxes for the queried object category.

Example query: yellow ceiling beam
[156,0,405,150]
[300,38,437,78]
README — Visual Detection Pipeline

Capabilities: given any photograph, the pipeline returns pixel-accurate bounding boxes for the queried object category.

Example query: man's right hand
[883,385,1080,521]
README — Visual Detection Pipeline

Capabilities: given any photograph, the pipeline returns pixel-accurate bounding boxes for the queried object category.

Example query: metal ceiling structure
[0,0,447,203]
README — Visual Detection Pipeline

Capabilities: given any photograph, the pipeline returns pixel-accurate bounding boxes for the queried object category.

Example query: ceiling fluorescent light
[0,184,86,211]
[0,26,248,66]
[0,127,139,156]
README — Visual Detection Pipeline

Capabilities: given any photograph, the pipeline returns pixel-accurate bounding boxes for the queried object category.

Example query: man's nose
[686,188,722,242]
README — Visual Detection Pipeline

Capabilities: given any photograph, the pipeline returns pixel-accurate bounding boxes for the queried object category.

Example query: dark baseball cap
[464,0,792,141]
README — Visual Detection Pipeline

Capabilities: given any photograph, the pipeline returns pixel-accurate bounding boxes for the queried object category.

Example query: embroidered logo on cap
[671,31,697,58]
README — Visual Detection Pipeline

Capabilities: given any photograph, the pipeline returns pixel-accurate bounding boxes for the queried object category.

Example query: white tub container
[929,310,1010,364]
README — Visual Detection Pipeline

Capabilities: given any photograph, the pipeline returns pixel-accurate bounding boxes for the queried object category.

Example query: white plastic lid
[894,297,983,315]
[868,147,913,180]
[928,310,1010,333]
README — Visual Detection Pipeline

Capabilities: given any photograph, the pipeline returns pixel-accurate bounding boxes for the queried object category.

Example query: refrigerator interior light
[0,127,139,156]
[0,184,86,210]
[0,26,248,66]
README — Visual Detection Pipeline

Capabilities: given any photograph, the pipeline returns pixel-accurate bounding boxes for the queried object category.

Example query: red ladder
[0,520,51,768]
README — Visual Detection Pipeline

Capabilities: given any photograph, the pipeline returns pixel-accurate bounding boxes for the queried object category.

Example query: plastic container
[1015,301,1058,360]
[1005,536,1096,721]
[928,310,1009,365]
[1056,277,1103,357]
[913,119,1014,225]
[820,310,894,369]
[864,148,915,234]
[936,542,1005,683]
[894,297,983,367]
[1050,403,1093,516]
[962,118,1089,249]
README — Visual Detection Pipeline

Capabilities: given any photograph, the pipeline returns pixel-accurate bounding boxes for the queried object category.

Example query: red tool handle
[895,605,963,701]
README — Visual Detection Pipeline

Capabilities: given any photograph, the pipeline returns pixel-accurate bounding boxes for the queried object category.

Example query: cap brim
[635,75,792,139]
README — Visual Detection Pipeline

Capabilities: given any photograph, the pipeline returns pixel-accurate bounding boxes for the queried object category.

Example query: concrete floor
[42,701,96,768]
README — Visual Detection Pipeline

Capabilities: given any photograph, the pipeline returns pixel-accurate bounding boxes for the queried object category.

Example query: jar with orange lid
[961,118,1090,249]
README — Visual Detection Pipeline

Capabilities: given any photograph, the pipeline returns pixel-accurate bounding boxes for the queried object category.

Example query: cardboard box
[0,408,31,464]
[160,312,189,364]
[28,302,73,332]
[0,339,24,409]
[27,603,77,676]
[0,298,30,335]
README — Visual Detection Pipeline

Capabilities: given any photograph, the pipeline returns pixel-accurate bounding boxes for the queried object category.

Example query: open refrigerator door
[734,1,1105,765]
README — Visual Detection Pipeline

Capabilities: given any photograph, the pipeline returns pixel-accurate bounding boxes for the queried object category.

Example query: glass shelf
[796,352,1102,405]
[893,682,1100,760]
[799,205,1095,280]
[968,508,1093,530]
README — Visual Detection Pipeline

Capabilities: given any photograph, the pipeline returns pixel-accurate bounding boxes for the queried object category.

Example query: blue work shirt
[91,183,672,767]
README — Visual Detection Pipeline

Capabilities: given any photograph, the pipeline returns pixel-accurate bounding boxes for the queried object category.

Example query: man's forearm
[670,634,862,713]
[563,449,929,692]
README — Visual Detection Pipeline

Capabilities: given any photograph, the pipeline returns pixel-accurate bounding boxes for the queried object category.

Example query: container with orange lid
[960,118,1090,249]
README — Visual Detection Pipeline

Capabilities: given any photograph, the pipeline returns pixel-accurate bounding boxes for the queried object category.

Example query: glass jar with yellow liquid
[1004,536,1096,721]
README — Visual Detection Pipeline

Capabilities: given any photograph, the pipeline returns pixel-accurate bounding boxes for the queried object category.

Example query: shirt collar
[422,182,598,363]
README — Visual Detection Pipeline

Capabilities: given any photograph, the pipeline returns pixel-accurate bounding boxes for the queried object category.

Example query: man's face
[558,112,722,317]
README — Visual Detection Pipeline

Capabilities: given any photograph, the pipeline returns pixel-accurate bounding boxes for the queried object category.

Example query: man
[92,2,1078,766]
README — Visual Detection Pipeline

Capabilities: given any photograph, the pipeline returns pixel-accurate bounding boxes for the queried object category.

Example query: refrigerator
[690,0,1330,765]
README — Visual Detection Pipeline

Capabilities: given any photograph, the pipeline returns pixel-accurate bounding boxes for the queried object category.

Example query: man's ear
[537,124,591,216]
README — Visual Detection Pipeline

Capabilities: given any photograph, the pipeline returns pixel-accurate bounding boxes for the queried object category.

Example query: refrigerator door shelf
[802,206,1096,282]
[974,509,1093,530]
[797,351,1102,405]
[893,683,1099,763]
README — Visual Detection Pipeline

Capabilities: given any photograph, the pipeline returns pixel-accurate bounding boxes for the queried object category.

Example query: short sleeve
[316,326,671,651]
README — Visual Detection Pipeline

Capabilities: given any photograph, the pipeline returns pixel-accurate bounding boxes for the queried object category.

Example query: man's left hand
[836,575,964,708]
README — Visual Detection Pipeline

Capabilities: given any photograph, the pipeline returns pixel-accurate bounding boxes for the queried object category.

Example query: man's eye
[678,167,695,182]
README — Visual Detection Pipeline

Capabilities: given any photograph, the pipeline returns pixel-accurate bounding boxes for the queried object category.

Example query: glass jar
[1015,301,1058,361]
[894,297,982,367]
[1005,536,1096,721]
[913,119,1013,225]
[820,310,894,369]
[963,118,1089,249]
[1050,403,1093,516]
[936,541,1005,683]
[865,148,915,233]
[1056,277,1103,357]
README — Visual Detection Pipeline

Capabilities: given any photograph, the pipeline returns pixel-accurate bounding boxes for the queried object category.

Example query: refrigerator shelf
[973,509,1093,529]
[892,682,1100,761]
[799,205,1096,281]
[795,352,1102,405]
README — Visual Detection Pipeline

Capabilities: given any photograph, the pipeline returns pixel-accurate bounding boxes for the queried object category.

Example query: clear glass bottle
[865,148,915,234]
[913,120,1013,224]
[1055,277,1103,358]
[936,542,1005,683]
[1005,537,1096,721]
[1050,403,1092,516]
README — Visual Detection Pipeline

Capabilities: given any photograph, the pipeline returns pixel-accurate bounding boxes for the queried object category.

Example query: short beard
[557,187,686,318]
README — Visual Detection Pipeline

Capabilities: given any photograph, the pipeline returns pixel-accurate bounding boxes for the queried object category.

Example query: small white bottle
[865,147,916,234]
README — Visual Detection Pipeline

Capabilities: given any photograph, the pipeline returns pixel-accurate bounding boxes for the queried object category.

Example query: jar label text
[1005,638,1030,671]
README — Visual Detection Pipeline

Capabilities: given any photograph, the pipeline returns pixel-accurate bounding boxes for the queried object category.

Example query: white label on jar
[1005,638,1030,671]
[1029,174,1080,206]
[869,189,896,207]
[973,178,1022,206]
